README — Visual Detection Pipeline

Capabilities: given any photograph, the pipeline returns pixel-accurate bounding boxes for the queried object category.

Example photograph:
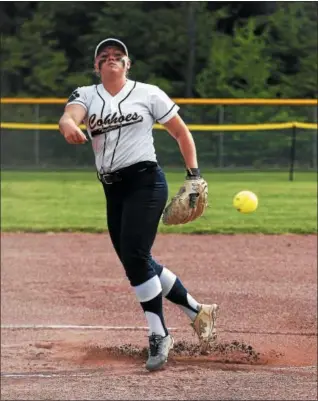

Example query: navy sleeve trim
[156,104,177,123]
[67,99,87,108]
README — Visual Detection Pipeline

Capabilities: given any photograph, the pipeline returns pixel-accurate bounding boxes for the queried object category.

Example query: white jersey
[66,79,180,173]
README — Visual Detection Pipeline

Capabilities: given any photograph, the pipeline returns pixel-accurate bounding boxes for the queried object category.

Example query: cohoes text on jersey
[66,80,179,173]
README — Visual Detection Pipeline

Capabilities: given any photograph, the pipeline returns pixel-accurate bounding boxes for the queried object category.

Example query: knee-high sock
[134,275,168,337]
[155,264,201,322]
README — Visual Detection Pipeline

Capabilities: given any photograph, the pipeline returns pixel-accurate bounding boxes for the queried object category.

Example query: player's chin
[107,63,120,69]
[102,66,119,74]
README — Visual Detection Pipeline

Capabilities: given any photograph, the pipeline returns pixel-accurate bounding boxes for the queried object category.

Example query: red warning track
[1,233,317,400]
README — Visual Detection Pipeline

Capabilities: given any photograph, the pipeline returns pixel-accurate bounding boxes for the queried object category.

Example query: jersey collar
[99,79,134,101]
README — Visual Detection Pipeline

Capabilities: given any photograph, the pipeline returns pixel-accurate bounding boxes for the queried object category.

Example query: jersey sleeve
[149,86,180,124]
[66,87,89,112]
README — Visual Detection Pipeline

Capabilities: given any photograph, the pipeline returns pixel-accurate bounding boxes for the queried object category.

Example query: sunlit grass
[1,171,317,234]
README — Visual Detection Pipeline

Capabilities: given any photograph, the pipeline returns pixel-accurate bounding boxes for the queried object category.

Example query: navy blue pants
[102,162,168,286]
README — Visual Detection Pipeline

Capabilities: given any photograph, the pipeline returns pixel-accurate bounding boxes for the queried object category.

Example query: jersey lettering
[66,81,179,171]
[89,111,143,136]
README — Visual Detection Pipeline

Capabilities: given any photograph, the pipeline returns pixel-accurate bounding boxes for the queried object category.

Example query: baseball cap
[94,38,128,59]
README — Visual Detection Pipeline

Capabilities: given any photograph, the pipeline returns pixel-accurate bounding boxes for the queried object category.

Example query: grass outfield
[1,171,317,234]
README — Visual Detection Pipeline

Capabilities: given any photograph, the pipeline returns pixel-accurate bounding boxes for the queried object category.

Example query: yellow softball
[233,190,258,214]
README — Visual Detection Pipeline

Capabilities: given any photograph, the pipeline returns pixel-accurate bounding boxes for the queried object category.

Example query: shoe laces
[149,333,163,357]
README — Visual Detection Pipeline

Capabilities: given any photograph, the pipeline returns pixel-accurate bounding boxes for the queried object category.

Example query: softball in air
[233,191,258,214]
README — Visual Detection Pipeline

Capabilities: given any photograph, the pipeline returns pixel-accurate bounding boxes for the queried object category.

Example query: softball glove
[162,176,208,225]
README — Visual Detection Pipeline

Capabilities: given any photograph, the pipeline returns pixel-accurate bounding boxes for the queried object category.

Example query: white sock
[159,267,177,296]
[134,276,166,337]
[159,267,201,321]
[179,294,201,321]
[187,293,201,312]
[145,311,166,337]
[134,276,162,302]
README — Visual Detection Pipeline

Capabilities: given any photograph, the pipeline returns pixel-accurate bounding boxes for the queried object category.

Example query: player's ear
[125,56,131,70]
[94,61,100,76]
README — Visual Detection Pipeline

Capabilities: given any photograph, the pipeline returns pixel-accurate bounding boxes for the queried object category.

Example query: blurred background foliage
[1,1,317,99]
[1,2,317,170]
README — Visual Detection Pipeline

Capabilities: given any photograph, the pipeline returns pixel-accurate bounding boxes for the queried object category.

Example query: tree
[1,2,316,99]
[1,7,68,96]
[265,2,318,99]
[196,18,275,99]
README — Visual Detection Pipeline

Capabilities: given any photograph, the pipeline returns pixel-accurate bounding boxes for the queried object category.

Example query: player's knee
[121,253,156,287]
[149,258,164,276]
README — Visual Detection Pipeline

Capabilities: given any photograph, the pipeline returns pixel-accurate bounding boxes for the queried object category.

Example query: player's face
[95,46,129,77]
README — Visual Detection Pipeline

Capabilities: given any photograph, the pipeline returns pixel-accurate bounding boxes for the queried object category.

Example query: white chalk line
[0,324,176,331]
[2,373,85,378]
[1,371,97,379]
[1,324,316,336]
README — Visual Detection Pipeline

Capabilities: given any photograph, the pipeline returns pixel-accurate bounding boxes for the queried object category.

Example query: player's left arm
[162,114,208,226]
[163,114,199,173]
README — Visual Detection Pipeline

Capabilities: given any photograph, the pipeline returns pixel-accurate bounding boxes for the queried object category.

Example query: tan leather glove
[162,176,208,225]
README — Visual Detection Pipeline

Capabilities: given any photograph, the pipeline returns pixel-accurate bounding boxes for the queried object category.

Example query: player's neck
[101,76,128,97]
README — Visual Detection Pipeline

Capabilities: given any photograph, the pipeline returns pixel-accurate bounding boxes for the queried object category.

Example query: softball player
[59,38,219,371]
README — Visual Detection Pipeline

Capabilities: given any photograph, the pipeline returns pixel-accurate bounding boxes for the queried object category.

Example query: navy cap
[94,38,128,58]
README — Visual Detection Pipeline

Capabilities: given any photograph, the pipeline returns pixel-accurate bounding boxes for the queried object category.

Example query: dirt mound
[78,340,261,366]
[173,340,261,363]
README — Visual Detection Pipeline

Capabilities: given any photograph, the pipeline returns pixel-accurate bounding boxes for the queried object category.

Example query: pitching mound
[73,340,273,367]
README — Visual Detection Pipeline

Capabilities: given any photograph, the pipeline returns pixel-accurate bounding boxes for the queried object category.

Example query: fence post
[34,104,40,167]
[218,105,224,168]
[289,124,297,181]
[313,105,317,171]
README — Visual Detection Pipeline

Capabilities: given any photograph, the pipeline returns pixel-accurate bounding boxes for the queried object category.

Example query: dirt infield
[1,233,317,400]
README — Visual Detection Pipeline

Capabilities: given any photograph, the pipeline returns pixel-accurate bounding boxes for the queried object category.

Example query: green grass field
[1,171,317,234]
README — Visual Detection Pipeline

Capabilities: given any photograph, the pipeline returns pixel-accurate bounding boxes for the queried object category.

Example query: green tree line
[1,1,317,99]
[1,2,317,170]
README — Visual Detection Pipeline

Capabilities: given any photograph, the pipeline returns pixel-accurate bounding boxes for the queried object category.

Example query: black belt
[97,161,158,185]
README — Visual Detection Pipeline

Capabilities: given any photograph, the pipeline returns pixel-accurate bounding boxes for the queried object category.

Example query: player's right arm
[59,104,88,145]
[59,87,91,145]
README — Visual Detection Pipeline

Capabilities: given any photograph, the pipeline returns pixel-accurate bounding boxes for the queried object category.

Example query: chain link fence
[1,102,317,170]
